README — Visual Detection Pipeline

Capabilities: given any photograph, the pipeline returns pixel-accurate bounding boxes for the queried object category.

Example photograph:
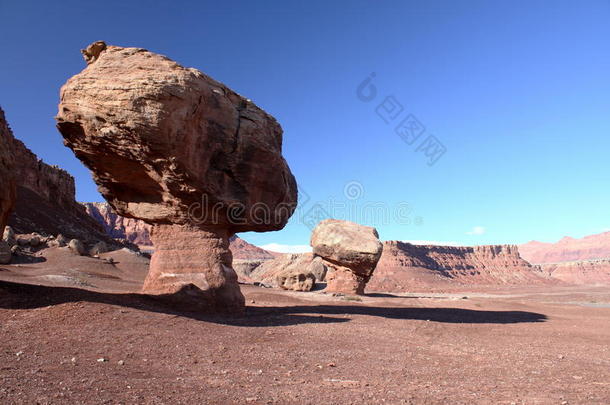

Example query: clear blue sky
[1,0,609,250]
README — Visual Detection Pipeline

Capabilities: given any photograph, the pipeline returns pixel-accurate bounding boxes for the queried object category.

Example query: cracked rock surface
[56,42,297,311]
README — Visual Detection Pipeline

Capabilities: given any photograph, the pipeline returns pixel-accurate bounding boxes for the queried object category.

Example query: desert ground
[1,250,608,404]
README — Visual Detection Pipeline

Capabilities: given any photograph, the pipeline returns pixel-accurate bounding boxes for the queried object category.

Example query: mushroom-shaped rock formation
[311,219,383,295]
[276,270,316,292]
[0,108,16,238]
[56,42,297,311]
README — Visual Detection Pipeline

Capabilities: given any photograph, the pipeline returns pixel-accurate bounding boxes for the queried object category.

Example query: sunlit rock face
[57,42,297,311]
[310,219,383,295]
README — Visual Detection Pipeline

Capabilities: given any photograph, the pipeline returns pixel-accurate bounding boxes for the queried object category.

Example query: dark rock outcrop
[519,232,610,264]
[248,253,326,289]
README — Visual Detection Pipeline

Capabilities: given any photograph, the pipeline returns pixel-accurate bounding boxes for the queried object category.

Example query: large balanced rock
[56,42,297,311]
[311,219,383,295]
[0,108,16,239]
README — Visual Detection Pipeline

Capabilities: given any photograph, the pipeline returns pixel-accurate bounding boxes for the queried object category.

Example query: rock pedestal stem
[143,224,245,311]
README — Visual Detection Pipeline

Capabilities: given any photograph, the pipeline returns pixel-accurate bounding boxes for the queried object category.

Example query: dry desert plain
[0,249,608,404]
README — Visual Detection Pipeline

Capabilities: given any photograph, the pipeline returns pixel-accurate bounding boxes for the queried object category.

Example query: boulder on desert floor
[311,219,383,295]
[56,42,297,312]
[276,270,316,291]
[249,253,327,288]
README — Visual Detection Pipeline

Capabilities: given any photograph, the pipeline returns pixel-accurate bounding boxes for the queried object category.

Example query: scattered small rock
[56,234,68,247]
[89,241,109,256]
[68,239,86,256]
[29,235,41,247]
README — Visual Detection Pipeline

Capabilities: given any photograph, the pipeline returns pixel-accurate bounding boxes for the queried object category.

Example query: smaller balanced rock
[310,219,383,295]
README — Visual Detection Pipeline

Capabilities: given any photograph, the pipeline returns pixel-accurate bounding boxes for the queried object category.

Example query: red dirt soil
[0,250,609,404]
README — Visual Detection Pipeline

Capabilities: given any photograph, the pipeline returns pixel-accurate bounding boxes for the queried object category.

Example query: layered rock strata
[56,42,297,311]
[310,219,383,295]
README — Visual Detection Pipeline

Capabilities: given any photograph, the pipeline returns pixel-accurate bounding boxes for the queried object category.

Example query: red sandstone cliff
[229,236,278,260]
[369,241,552,292]
[83,202,152,246]
[3,113,112,244]
[540,259,610,285]
[519,232,610,264]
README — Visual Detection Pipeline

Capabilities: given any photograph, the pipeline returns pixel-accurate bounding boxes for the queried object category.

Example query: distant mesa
[519,231,610,264]
[56,41,297,312]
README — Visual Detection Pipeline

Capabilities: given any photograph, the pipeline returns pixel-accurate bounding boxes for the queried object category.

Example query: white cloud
[466,226,486,236]
[260,243,312,253]
[402,240,462,246]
